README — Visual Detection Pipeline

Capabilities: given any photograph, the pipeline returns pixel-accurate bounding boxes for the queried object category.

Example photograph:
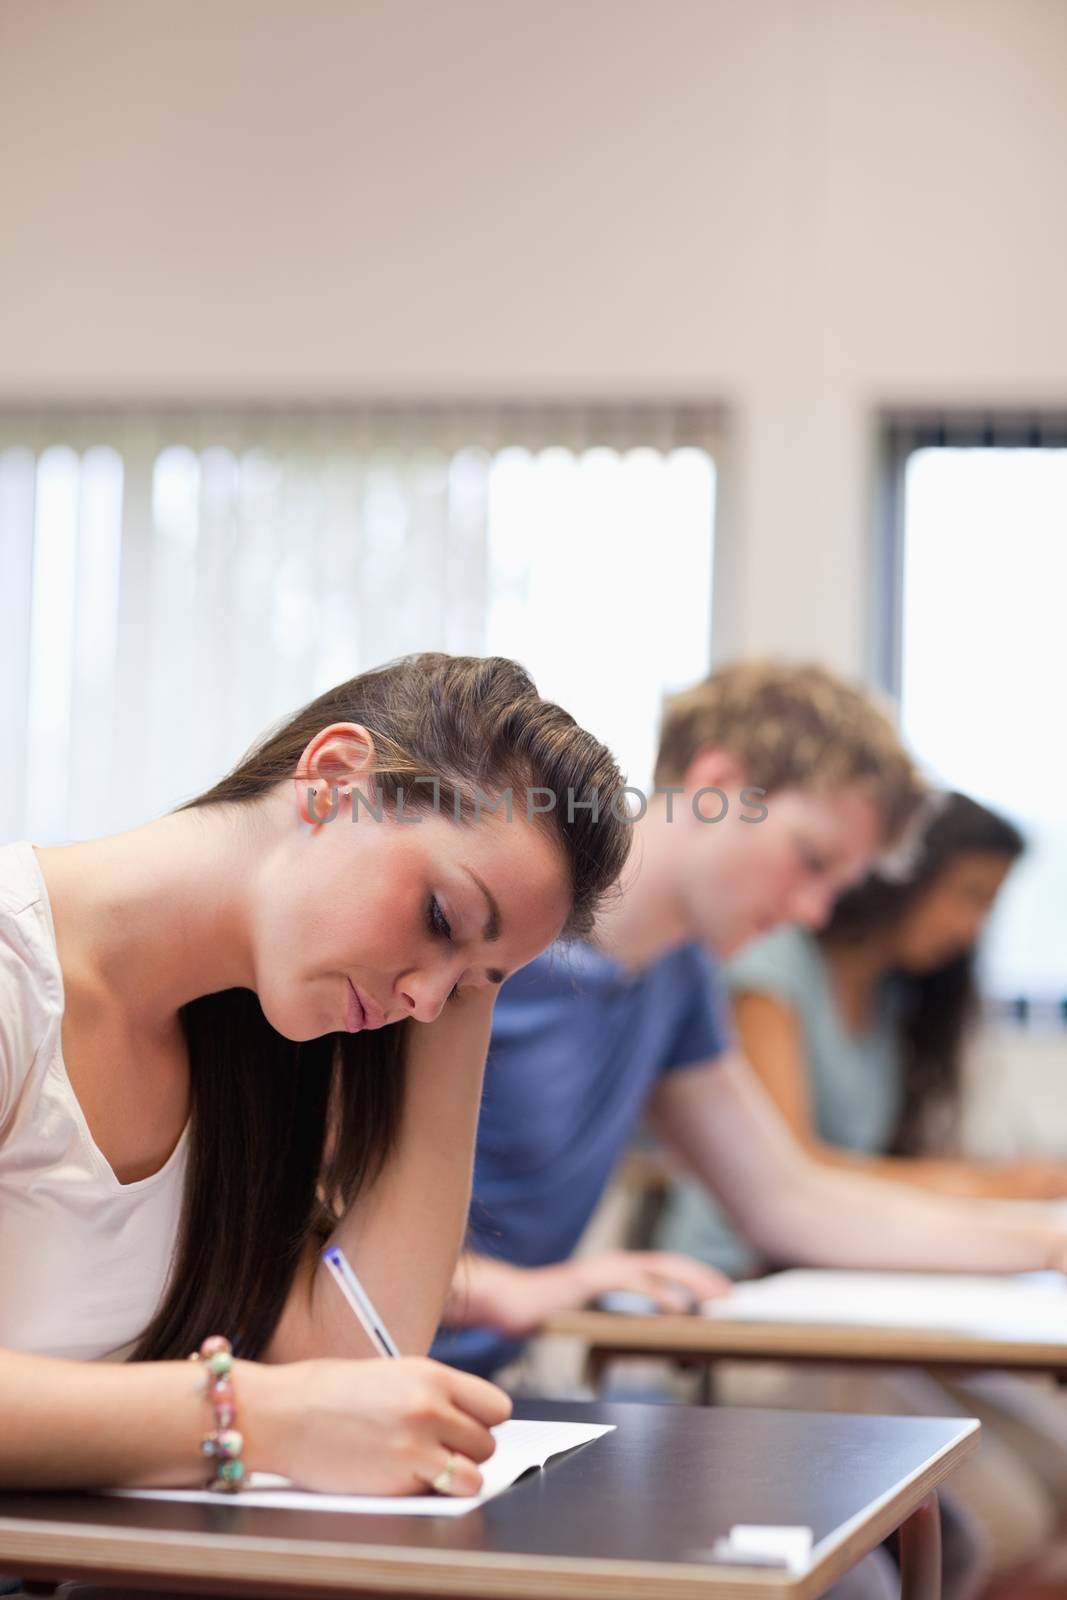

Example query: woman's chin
[257,995,327,1043]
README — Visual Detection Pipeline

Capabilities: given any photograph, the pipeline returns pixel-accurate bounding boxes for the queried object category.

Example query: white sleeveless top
[0,841,189,1360]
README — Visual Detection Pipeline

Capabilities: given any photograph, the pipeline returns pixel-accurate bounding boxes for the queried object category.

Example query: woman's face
[249,772,572,1042]
[889,851,1014,973]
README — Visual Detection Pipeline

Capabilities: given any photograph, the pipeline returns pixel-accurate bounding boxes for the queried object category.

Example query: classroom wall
[3,0,1067,676]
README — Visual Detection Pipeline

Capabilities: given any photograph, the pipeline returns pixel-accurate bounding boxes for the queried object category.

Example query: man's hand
[446,1250,731,1337]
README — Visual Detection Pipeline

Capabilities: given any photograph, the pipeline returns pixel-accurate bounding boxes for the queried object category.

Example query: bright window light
[900,447,1067,1004]
[485,446,715,793]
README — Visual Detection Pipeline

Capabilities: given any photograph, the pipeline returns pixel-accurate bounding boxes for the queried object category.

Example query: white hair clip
[870,788,952,883]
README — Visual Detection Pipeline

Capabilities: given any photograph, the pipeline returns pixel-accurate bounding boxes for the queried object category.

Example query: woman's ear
[294,722,378,824]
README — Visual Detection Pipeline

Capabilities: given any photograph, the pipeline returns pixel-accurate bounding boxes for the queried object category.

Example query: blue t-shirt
[432,939,729,1376]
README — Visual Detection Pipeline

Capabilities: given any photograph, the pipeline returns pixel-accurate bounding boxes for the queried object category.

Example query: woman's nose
[397,967,462,1023]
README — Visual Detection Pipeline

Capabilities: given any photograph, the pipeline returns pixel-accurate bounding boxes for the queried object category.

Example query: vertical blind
[0,406,721,845]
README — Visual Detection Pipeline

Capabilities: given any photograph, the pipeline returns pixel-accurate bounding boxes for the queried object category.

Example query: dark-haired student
[657,790,1067,1584]
[0,653,630,1498]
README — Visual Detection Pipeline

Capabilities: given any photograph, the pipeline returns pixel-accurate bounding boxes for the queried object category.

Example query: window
[0,408,720,844]
[484,445,715,795]
[885,419,1067,1007]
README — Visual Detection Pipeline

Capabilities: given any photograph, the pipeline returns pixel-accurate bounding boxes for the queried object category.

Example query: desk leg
[898,1493,942,1600]
[586,1349,610,1392]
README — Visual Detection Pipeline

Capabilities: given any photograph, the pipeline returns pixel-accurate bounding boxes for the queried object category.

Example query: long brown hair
[821,792,1024,1155]
[133,653,630,1360]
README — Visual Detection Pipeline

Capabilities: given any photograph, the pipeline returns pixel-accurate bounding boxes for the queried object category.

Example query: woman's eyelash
[798,846,829,874]
[427,895,453,940]
[429,897,459,998]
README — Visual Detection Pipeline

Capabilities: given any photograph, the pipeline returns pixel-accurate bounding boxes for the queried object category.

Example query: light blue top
[654,925,902,1277]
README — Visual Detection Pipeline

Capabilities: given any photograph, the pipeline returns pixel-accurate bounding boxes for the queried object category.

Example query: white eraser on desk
[711,1524,814,1571]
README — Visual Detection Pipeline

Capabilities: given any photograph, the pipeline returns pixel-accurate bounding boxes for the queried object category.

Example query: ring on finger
[431,1451,459,1495]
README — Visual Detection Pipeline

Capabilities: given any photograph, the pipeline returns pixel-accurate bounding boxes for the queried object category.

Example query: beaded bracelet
[188,1334,245,1492]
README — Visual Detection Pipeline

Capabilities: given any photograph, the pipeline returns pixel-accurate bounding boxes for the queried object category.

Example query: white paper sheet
[702,1269,1067,1338]
[106,1418,615,1517]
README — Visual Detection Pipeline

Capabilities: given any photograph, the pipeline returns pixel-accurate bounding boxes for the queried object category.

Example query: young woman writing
[0,652,629,1498]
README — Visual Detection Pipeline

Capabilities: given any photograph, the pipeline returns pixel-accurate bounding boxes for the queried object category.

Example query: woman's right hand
[246,1355,511,1496]
[997,1158,1067,1201]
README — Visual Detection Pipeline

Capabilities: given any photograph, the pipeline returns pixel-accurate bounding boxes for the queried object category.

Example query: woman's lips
[345,979,387,1032]
[345,978,365,1033]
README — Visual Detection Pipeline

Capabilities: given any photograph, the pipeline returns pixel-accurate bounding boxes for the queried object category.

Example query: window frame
[872,409,1067,699]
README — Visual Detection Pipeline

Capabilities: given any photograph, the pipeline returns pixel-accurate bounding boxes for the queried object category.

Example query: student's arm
[0,1346,507,1494]
[0,1347,254,1488]
[735,989,1067,1201]
[267,988,497,1363]
[648,1052,1067,1273]
[0,991,509,1493]
[443,1247,730,1334]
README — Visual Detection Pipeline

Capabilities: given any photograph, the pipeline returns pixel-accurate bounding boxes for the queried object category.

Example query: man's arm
[648,1052,1067,1273]
[267,990,496,1362]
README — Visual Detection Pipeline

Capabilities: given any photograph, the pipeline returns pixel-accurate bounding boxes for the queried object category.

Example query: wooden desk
[549,1308,1067,1380]
[0,1400,976,1600]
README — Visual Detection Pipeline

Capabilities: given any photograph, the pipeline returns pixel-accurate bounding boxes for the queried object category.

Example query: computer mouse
[592,1289,661,1315]
[592,1288,699,1315]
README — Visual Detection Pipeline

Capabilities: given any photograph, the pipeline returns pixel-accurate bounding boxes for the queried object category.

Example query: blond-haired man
[434,663,1066,1378]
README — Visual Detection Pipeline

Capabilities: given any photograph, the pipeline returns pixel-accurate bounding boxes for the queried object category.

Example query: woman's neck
[34,809,259,1035]
[820,930,897,1033]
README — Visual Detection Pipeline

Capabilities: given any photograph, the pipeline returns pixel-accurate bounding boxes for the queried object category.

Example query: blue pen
[321,1245,402,1358]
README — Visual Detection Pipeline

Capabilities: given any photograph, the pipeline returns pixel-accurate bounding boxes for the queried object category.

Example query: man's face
[676,779,886,957]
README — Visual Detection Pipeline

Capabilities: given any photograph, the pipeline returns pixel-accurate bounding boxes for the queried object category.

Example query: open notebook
[106,1418,615,1518]
[702,1269,1067,1337]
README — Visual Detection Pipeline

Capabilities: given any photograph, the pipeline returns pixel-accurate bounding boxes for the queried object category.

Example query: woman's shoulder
[724,924,825,1007]
[0,841,63,1130]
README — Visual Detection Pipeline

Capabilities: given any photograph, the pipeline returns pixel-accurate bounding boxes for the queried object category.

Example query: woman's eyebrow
[461,866,506,983]
[462,867,502,942]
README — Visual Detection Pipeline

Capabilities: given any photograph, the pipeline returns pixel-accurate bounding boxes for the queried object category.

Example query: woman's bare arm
[735,989,1067,1201]
[0,1347,273,1489]
[266,989,495,1362]
[0,1343,510,1495]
